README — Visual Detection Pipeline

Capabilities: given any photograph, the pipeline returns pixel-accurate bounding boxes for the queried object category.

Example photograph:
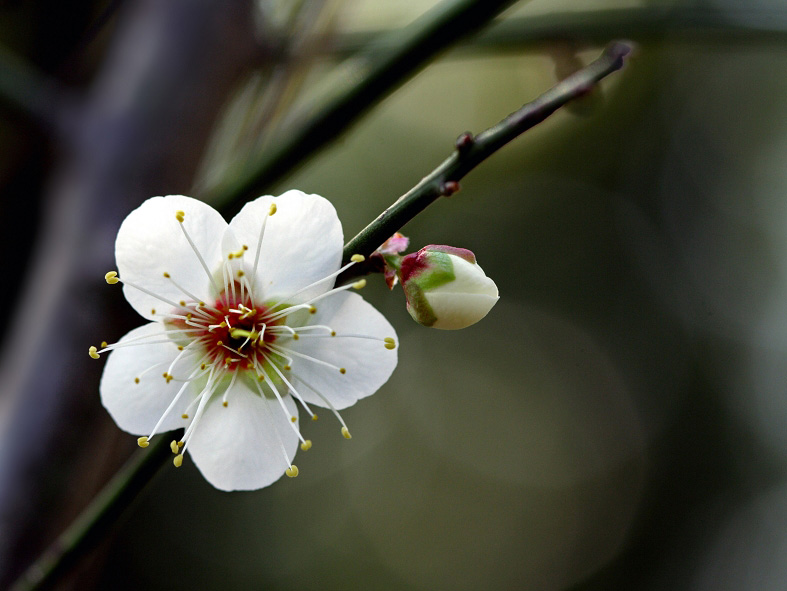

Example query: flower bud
[400,245,498,330]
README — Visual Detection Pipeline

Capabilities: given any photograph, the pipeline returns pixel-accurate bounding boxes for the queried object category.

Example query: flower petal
[228,191,343,303]
[100,323,194,435]
[288,291,398,410]
[116,195,227,320]
[186,383,299,491]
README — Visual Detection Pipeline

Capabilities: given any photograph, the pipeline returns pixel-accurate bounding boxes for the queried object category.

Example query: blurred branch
[9,437,174,591]
[339,41,632,274]
[205,0,523,215]
[0,45,68,129]
[330,6,787,57]
[0,1,261,588]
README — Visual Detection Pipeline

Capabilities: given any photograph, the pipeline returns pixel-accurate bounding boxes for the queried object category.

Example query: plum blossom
[91,191,398,491]
[399,245,498,330]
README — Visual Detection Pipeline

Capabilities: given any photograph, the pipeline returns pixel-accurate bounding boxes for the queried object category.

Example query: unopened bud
[400,245,498,330]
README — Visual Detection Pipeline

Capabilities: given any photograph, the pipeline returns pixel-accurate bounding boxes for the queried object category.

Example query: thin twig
[9,437,174,591]
[206,0,523,215]
[339,41,632,274]
[330,7,787,58]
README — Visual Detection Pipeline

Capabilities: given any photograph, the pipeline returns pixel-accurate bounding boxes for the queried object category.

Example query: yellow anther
[179,300,186,306]
[237,270,245,277]
[312,414,318,421]
[285,465,299,478]
[170,440,179,453]
[181,413,188,419]
[257,374,265,381]
[100,341,108,348]
[104,271,119,285]
[163,272,170,278]
[177,346,184,351]
[163,373,173,383]
[269,203,277,216]
[300,440,312,451]
[134,377,140,384]
[331,331,336,337]
[339,368,346,374]
[284,365,291,371]
[88,346,100,359]
[352,279,366,290]
[151,308,156,315]
[385,342,396,350]
[309,306,317,314]
[175,210,185,222]
[173,454,184,467]
[186,313,192,319]
[384,337,395,344]
[200,363,206,370]
[292,333,299,340]
[290,416,297,423]
[243,245,248,251]
[178,441,184,447]
[350,254,365,263]
[222,401,228,407]
[137,436,150,448]
[229,248,245,259]
[341,427,352,439]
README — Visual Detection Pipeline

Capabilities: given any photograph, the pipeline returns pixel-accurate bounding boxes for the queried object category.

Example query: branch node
[455,131,474,153]
[441,181,461,197]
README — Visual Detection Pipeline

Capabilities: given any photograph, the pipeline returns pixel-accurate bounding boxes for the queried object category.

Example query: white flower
[92,191,398,491]
[400,245,498,330]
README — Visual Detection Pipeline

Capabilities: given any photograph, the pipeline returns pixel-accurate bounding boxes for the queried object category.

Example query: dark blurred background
[1,0,786,589]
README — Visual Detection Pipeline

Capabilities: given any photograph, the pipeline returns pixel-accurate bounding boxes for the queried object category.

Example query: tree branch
[8,436,174,591]
[330,6,787,58]
[206,0,523,215]
[339,41,632,271]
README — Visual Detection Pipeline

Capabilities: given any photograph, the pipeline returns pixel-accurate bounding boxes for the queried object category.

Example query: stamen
[252,362,307,447]
[137,436,150,448]
[88,346,100,359]
[256,382,298,475]
[269,343,344,373]
[269,256,365,309]
[300,440,312,451]
[263,353,318,419]
[342,427,352,439]
[295,374,350,433]
[162,272,212,315]
[251,203,277,287]
[176,212,220,293]
[105,271,119,284]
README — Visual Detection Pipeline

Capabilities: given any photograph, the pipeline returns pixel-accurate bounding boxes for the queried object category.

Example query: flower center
[174,284,283,372]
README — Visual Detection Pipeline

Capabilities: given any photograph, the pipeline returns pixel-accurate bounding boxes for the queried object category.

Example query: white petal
[100,323,195,435]
[287,291,398,410]
[228,191,343,303]
[186,383,299,491]
[116,195,227,320]
[428,292,499,330]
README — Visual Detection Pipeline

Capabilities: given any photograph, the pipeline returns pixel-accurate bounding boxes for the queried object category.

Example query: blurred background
[0,0,786,589]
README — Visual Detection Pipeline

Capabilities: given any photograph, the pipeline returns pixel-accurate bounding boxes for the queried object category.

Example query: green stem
[331,6,787,58]
[207,0,523,215]
[339,41,631,273]
[9,436,175,591]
